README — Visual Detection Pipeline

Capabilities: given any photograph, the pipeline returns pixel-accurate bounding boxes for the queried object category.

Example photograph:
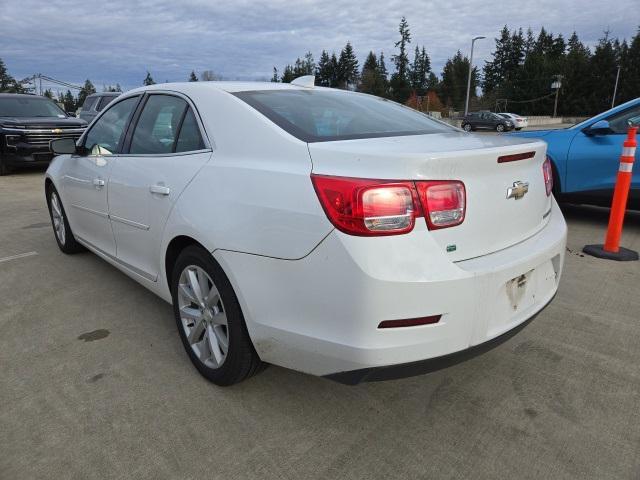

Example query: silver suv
[79,92,120,123]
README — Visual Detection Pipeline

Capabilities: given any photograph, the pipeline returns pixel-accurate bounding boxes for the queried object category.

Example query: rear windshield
[0,96,67,117]
[234,90,453,142]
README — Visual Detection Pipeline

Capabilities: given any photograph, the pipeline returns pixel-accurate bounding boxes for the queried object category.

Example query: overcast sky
[1,0,637,93]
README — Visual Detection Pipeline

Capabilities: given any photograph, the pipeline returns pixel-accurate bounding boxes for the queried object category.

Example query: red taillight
[415,181,466,229]
[311,175,466,236]
[542,156,553,196]
[311,175,419,236]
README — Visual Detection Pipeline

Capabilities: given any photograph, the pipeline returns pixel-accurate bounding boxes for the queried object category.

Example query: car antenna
[290,75,315,88]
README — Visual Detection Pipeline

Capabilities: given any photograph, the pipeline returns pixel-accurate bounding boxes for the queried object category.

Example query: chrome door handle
[149,185,171,196]
[93,178,105,188]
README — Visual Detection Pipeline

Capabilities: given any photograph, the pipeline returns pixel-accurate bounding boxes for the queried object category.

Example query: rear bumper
[215,198,567,379]
[326,292,555,384]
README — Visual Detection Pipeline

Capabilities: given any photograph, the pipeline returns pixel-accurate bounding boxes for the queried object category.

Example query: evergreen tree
[77,79,96,108]
[337,42,359,89]
[618,27,640,105]
[189,70,198,81]
[390,16,412,102]
[378,51,388,80]
[270,67,279,83]
[0,58,22,93]
[43,89,53,99]
[409,46,430,95]
[330,52,340,87]
[316,50,333,87]
[590,31,618,111]
[281,65,295,83]
[358,51,387,97]
[439,51,478,112]
[143,71,155,86]
[63,90,76,112]
[561,32,592,114]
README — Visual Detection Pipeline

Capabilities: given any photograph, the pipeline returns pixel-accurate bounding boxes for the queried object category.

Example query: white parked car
[45,78,566,385]
[499,113,529,130]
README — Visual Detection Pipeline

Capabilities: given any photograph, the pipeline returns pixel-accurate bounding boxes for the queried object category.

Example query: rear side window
[96,95,115,112]
[175,108,205,152]
[129,95,187,154]
[234,90,453,142]
[82,96,97,111]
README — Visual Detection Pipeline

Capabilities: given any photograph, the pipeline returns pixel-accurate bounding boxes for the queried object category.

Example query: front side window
[129,95,188,154]
[607,104,640,134]
[234,90,453,142]
[83,96,139,155]
[0,96,67,117]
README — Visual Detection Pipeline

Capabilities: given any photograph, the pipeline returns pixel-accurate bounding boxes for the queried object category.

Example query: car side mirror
[584,120,611,136]
[50,138,78,155]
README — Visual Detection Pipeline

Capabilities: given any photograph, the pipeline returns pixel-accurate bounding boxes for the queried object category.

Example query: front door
[566,103,640,194]
[108,94,211,281]
[62,95,140,256]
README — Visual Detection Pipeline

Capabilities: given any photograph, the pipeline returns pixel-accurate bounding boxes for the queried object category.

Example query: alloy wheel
[177,265,229,369]
[496,124,505,132]
[50,191,66,245]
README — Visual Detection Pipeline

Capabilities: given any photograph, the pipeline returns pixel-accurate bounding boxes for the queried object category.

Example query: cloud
[0,0,636,92]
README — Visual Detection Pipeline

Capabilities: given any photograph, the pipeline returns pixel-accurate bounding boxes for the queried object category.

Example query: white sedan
[45,78,566,385]
[499,113,529,130]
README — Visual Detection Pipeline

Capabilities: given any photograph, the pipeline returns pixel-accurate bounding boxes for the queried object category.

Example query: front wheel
[46,185,85,254]
[496,124,505,132]
[172,245,264,386]
[462,123,472,132]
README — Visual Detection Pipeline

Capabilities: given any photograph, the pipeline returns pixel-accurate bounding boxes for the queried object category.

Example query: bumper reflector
[378,315,441,329]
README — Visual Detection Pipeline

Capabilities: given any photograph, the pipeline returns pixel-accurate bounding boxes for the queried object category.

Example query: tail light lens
[542,156,553,196]
[311,175,419,236]
[311,175,466,236]
[415,181,466,229]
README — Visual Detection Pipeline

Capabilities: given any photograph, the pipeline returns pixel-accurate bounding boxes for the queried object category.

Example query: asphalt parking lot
[1,171,639,480]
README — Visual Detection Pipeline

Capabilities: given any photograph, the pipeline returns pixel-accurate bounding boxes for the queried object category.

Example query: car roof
[126,81,315,96]
[87,92,121,98]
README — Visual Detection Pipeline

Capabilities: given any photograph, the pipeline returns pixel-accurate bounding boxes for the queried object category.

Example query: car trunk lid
[308,132,551,261]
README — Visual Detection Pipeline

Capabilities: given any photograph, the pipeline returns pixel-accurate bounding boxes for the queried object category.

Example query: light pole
[464,36,485,117]
[612,65,621,108]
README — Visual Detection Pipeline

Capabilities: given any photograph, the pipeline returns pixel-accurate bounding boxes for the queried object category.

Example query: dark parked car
[79,92,120,123]
[0,93,87,175]
[461,111,514,132]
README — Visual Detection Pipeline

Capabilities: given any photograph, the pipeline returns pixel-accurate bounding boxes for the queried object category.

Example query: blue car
[511,98,640,208]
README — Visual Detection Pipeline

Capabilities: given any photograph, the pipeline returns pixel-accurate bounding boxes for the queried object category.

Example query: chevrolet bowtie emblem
[52,128,62,134]
[506,181,529,200]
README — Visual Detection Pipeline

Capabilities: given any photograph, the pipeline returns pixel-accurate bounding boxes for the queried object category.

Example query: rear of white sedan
[213,86,566,384]
[45,81,566,386]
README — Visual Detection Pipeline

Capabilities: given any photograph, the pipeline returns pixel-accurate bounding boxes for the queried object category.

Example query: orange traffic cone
[583,126,639,261]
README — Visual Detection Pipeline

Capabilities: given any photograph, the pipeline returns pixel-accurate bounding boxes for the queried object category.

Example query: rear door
[62,95,140,256]
[108,93,211,281]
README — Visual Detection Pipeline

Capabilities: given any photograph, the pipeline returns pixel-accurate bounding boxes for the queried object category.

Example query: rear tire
[496,124,505,132]
[46,185,85,254]
[171,245,264,386]
[462,123,472,132]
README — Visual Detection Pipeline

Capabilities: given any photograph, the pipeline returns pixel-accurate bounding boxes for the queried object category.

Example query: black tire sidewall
[171,245,258,386]
[46,185,84,254]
